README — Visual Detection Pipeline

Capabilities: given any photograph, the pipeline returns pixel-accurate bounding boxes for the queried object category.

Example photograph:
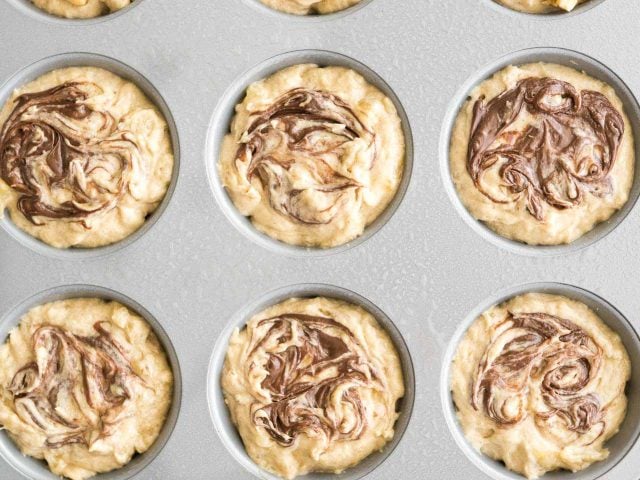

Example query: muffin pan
[0,0,639,478]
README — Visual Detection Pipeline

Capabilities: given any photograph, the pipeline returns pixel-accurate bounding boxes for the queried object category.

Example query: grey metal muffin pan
[440,282,640,480]
[206,49,413,258]
[0,52,181,260]
[207,283,415,480]
[1,0,640,478]
[439,47,640,257]
[0,285,182,480]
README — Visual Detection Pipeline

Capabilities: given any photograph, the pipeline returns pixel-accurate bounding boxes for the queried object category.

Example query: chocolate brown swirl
[0,82,140,225]
[472,312,605,441]
[247,313,381,446]
[8,322,141,448]
[235,88,375,225]
[468,77,624,220]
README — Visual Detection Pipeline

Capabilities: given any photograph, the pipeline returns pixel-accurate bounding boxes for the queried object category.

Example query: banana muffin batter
[450,63,634,245]
[451,293,630,479]
[259,0,362,15]
[0,298,174,480]
[222,297,405,479]
[496,0,586,14]
[0,67,174,249]
[219,64,405,248]
[30,0,131,19]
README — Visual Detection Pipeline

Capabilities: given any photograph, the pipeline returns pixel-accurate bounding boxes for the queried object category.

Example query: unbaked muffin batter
[496,0,586,14]
[0,298,174,480]
[219,64,405,248]
[222,297,405,479]
[30,0,131,19]
[0,67,174,249]
[450,63,634,245]
[259,0,362,15]
[451,293,630,479]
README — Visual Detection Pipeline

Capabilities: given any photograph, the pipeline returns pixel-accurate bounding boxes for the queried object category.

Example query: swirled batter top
[450,63,634,245]
[0,298,173,480]
[30,0,131,19]
[259,0,362,15]
[221,297,405,479]
[496,0,586,14]
[0,67,174,249]
[451,293,630,479]
[218,64,405,248]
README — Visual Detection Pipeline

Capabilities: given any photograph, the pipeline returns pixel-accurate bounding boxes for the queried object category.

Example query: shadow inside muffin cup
[440,282,640,480]
[205,49,414,258]
[241,0,375,22]
[481,0,607,19]
[439,47,640,257]
[3,0,146,25]
[0,52,180,260]
[207,283,415,480]
[0,284,182,480]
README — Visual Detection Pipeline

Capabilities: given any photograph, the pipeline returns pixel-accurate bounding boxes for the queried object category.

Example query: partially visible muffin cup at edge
[440,282,640,480]
[482,0,606,19]
[0,52,180,260]
[3,0,146,25]
[439,47,640,257]
[242,0,375,21]
[207,283,415,480]
[205,49,413,258]
[0,284,182,480]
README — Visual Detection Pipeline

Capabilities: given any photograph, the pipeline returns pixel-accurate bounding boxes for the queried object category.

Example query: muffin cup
[439,47,640,257]
[207,283,415,480]
[0,52,181,260]
[0,284,183,480]
[482,0,606,19]
[242,0,375,22]
[3,0,146,25]
[205,49,413,258]
[440,282,640,480]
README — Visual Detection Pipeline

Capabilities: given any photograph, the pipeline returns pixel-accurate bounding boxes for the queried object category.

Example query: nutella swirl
[0,81,141,225]
[235,88,375,225]
[472,312,605,441]
[468,77,624,220]
[8,322,141,448]
[247,313,382,446]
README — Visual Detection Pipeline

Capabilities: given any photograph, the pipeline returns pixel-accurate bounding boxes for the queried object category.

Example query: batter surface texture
[451,293,630,479]
[219,64,405,248]
[221,297,405,479]
[450,63,634,245]
[31,0,131,19]
[0,298,174,480]
[259,0,362,15]
[0,67,174,249]
[496,0,586,14]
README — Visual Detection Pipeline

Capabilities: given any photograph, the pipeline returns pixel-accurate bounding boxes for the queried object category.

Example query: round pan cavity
[206,49,413,258]
[439,47,640,257]
[0,52,181,260]
[482,0,606,19]
[440,282,640,480]
[3,0,145,25]
[0,284,182,480]
[207,283,415,480]
[242,0,375,22]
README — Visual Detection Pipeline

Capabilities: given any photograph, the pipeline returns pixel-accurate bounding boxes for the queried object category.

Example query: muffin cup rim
[3,0,147,26]
[207,282,416,480]
[204,48,414,258]
[0,283,183,480]
[240,0,376,22]
[0,51,181,260]
[439,281,640,480]
[438,46,640,257]
[480,0,607,19]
